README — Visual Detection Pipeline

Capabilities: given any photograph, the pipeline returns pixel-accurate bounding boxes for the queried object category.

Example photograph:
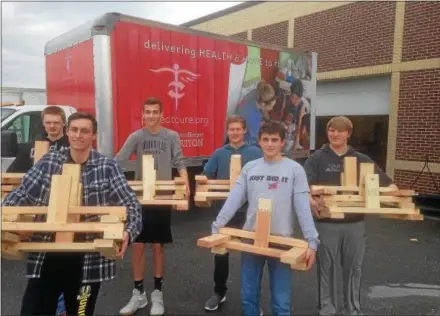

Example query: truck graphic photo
[1,12,317,183]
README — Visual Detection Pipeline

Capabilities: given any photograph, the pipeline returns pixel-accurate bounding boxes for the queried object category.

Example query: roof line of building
[180,1,265,27]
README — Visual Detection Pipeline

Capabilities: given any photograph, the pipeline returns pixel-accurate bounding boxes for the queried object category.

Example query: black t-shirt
[6,134,70,173]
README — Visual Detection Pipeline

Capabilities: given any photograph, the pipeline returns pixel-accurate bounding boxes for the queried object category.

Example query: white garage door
[314,75,391,116]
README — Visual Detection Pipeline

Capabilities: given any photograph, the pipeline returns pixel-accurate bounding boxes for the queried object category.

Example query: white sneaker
[150,289,165,316]
[119,289,148,315]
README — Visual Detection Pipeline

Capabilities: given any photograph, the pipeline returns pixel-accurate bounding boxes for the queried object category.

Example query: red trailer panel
[110,21,247,157]
[46,40,95,115]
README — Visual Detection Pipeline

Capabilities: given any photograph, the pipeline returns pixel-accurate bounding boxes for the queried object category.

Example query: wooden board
[1,174,127,260]
[197,198,310,271]
[129,155,189,211]
[310,157,422,221]
[195,155,242,207]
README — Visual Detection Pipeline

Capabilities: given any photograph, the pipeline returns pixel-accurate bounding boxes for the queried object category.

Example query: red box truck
[45,12,317,176]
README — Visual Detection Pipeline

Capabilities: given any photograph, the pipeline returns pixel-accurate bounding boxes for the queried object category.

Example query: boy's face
[67,119,96,151]
[327,126,350,147]
[259,133,285,158]
[43,114,64,137]
[227,122,246,144]
[143,104,162,128]
[290,93,301,105]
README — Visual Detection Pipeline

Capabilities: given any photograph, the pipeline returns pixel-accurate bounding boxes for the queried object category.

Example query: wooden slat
[197,234,231,248]
[365,174,380,208]
[343,157,357,187]
[328,207,418,215]
[46,175,72,224]
[142,155,156,200]
[359,163,375,195]
[230,155,241,190]
[218,228,308,248]
[254,199,272,248]
[1,206,126,219]
[2,222,124,239]
[56,164,82,242]
[195,175,229,185]
[33,141,50,163]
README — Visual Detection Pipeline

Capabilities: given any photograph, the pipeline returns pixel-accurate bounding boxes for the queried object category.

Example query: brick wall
[395,69,440,163]
[402,2,440,62]
[230,31,247,40]
[251,20,289,47]
[394,169,440,195]
[294,2,395,72]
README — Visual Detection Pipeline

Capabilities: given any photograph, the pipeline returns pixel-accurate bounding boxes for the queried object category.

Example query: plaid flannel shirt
[2,148,142,283]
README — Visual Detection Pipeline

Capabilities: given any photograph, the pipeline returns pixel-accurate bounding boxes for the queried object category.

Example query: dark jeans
[213,211,246,297]
[20,253,101,316]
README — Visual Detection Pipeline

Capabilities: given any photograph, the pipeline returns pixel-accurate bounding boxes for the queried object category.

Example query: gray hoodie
[303,144,393,223]
[211,157,320,250]
[115,127,185,180]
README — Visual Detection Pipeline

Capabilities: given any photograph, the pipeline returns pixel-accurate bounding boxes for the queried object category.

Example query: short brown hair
[256,80,276,104]
[226,115,247,130]
[326,116,353,134]
[67,112,98,134]
[41,106,66,123]
[258,120,286,141]
[144,97,163,112]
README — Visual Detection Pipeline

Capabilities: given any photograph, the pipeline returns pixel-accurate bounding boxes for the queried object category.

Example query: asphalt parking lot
[2,208,440,315]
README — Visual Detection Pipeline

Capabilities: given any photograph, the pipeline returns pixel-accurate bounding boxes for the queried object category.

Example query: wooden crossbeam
[1,173,127,260]
[310,157,423,221]
[197,198,309,271]
[195,155,241,207]
[2,141,50,201]
[129,155,189,211]
[33,141,50,164]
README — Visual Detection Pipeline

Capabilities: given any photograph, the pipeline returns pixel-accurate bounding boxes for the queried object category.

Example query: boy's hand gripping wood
[128,155,189,211]
[197,198,310,271]
[310,157,423,221]
[1,174,127,260]
[194,155,241,207]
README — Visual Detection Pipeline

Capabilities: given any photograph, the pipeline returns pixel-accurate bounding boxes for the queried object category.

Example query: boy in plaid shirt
[2,112,142,316]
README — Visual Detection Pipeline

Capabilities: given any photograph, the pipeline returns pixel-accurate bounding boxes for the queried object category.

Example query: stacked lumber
[128,155,188,211]
[310,157,423,221]
[197,199,310,271]
[1,164,126,260]
[194,154,241,207]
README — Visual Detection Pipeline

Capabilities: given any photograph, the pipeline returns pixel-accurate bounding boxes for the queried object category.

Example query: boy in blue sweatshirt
[203,115,263,311]
[211,121,319,316]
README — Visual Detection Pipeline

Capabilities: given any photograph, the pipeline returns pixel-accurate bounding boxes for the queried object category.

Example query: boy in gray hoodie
[211,121,319,316]
[304,116,398,316]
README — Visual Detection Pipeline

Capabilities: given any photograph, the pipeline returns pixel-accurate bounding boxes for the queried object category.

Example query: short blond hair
[326,116,353,134]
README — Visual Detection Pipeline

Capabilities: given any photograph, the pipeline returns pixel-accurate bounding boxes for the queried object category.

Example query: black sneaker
[204,294,226,311]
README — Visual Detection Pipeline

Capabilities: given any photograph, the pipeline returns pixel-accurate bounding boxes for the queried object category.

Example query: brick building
[182,1,440,195]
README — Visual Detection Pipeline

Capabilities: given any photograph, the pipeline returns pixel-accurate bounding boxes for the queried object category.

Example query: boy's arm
[359,154,395,188]
[303,153,319,185]
[114,133,138,163]
[171,132,190,196]
[292,166,320,250]
[107,160,142,243]
[202,150,218,179]
[211,168,248,234]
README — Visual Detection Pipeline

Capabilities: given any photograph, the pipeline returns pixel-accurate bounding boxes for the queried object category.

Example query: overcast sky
[1,1,241,89]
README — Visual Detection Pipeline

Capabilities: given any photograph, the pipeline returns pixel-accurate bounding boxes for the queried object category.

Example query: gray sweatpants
[315,221,366,316]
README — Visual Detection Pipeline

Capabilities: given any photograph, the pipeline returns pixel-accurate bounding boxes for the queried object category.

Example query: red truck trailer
[44,12,317,176]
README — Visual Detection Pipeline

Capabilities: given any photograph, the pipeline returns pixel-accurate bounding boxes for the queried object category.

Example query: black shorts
[134,205,173,244]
